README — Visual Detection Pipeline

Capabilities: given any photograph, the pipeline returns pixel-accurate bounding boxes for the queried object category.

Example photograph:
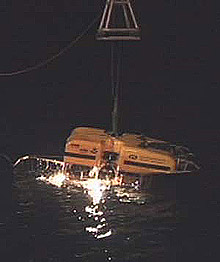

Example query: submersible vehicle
[14,0,200,185]
[63,1,199,180]
[63,127,199,181]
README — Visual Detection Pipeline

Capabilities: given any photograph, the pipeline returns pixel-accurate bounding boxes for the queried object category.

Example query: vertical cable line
[111,41,123,136]
[111,43,115,97]
[0,15,100,77]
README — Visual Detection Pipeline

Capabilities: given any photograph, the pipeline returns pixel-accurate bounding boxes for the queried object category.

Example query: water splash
[36,169,113,239]
[36,171,66,188]
[69,177,113,239]
[35,168,155,240]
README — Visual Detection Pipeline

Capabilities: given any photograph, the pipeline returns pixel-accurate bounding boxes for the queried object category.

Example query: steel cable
[0,15,100,77]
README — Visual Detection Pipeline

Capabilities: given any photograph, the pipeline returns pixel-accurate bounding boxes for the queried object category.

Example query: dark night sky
[0,0,219,173]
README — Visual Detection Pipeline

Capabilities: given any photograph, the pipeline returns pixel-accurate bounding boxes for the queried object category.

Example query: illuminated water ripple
[8,170,178,261]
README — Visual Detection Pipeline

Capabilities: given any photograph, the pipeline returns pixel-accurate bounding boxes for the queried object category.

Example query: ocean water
[2,169,219,262]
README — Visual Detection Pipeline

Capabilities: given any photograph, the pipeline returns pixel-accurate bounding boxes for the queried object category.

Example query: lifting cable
[111,42,123,135]
[0,15,100,77]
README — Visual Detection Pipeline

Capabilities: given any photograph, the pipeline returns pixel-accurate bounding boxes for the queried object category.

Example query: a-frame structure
[97,0,140,40]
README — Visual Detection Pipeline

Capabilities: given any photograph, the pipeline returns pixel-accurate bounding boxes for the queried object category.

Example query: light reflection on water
[9,170,177,261]
[36,171,147,240]
[35,170,176,242]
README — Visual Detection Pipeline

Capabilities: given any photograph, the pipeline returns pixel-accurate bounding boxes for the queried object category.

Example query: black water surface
[1,170,219,262]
